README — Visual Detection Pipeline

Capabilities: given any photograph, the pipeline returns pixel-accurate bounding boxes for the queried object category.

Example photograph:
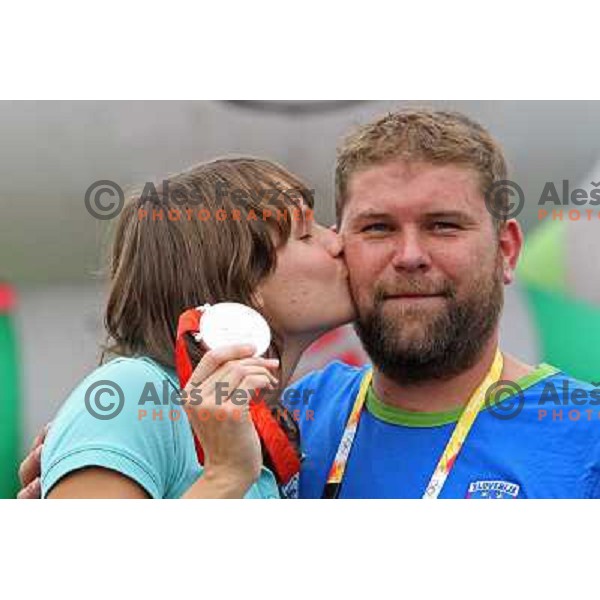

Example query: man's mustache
[374,279,454,300]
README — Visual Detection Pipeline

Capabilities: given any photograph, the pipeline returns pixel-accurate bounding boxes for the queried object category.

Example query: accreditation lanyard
[322,349,504,499]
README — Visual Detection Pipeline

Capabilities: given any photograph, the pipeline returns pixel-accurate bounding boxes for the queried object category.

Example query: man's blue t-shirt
[284,361,600,498]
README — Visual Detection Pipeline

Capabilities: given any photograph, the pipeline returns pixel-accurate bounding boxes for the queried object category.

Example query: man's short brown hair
[335,109,509,230]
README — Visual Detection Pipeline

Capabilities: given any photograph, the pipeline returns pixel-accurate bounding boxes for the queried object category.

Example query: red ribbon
[175,307,300,487]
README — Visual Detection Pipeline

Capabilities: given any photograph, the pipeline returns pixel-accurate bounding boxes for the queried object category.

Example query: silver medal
[195,302,271,357]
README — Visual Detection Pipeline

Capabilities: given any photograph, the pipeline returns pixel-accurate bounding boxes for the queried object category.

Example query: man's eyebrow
[347,209,476,223]
[423,210,475,221]
[347,209,393,222]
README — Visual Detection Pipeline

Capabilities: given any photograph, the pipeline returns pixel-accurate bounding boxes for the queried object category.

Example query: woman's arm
[17,424,49,499]
[17,426,155,499]
[47,467,150,498]
[46,465,252,499]
[23,345,279,499]
[44,345,278,499]
[181,468,254,499]
[180,344,280,499]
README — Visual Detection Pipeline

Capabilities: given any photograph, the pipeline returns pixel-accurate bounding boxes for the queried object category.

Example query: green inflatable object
[518,219,567,296]
[517,219,600,384]
[524,285,600,384]
[0,284,21,498]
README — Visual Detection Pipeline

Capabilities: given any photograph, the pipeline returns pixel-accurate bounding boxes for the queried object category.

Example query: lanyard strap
[322,349,504,499]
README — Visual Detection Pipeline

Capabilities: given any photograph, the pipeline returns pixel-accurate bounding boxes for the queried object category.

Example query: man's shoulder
[523,365,600,401]
[292,360,370,385]
[499,363,600,420]
[504,366,600,497]
[505,365,600,459]
[283,361,370,420]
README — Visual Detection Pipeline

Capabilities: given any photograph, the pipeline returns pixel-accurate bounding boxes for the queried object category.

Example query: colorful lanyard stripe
[322,349,504,499]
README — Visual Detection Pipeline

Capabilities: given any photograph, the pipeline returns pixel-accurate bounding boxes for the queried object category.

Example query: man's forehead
[344,160,483,219]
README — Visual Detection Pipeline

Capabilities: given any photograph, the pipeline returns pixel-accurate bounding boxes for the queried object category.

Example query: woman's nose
[324,226,344,258]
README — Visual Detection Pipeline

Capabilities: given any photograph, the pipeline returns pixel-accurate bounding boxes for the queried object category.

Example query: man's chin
[386,295,446,309]
[388,336,434,357]
[380,301,446,327]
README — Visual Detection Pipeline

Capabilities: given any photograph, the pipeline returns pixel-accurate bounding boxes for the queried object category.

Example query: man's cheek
[351,284,376,316]
[344,243,379,279]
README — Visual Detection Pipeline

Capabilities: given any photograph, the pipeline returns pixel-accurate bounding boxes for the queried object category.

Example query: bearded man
[288,109,600,499]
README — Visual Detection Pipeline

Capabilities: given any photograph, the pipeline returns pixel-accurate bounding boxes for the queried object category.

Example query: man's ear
[329,224,338,233]
[498,219,523,285]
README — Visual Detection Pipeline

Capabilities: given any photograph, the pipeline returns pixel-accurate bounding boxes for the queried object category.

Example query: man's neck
[372,332,535,413]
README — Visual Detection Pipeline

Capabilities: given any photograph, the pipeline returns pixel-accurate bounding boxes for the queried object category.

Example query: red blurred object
[0,284,16,313]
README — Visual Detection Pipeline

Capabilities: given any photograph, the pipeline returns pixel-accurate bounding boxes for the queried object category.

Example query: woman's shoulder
[56,355,180,414]
[80,355,179,390]
[41,355,197,498]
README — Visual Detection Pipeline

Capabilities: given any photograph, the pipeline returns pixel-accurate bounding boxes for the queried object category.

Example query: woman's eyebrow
[293,204,312,235]
[303,209,314,233]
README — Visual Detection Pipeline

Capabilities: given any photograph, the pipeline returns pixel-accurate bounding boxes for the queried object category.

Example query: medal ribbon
[322,349,504,499]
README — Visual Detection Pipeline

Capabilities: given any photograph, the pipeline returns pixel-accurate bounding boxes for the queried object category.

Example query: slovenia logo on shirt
[466,480,521,499]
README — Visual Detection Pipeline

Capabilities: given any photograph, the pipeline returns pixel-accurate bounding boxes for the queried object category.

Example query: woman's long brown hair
[103,157,313,367]
[102,157,315,453]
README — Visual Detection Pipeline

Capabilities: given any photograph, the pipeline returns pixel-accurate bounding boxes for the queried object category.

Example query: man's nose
[390,231,430,272]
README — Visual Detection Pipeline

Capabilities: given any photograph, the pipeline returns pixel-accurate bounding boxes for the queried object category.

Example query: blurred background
[2,100,600,496]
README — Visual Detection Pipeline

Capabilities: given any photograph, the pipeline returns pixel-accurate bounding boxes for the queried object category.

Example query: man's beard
[353,258,504,385]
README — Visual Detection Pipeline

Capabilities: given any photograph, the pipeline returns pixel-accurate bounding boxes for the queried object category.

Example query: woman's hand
[181,344,279,498]
[17,423,50,499]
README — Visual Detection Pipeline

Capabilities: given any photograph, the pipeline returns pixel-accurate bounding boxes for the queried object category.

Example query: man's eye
[361,223,390,233]
[299,234,313,241]
[432,222,460,231]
